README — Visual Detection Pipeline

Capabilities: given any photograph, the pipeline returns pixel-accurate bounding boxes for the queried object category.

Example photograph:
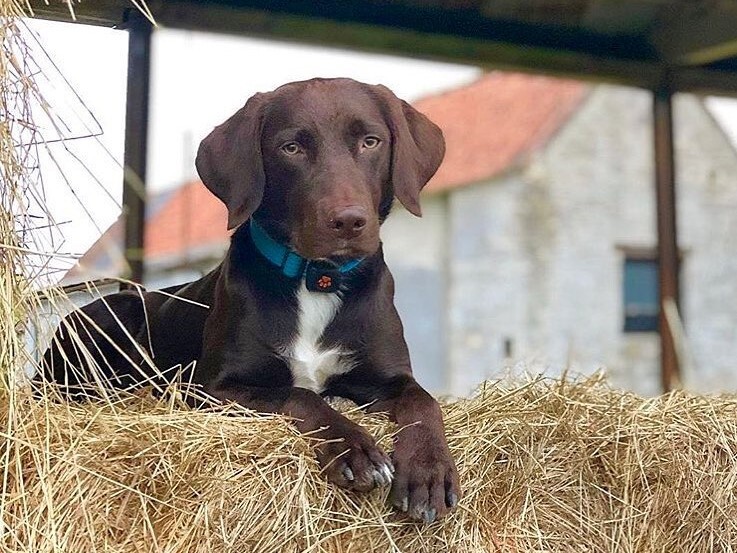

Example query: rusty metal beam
[120,9,152,288]
[653,88,680,393]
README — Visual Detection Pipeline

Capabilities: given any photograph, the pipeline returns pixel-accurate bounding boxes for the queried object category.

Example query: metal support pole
[653,88,681,392]
[120,10,152,288]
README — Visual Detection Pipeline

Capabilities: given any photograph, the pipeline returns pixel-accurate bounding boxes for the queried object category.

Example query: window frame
[622,255,660,333]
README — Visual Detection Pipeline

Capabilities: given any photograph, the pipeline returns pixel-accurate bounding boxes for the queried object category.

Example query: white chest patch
[283,283,353,393]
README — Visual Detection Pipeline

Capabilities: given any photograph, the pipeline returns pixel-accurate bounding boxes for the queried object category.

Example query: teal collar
[249,219,363,292]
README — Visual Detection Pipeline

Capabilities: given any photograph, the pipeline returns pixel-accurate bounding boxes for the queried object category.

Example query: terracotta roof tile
[415,72,587,192]
[61,181,229,284]
[144,180,228,258]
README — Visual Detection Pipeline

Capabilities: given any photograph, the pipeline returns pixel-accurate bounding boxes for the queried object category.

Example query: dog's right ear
[196,93,268,230]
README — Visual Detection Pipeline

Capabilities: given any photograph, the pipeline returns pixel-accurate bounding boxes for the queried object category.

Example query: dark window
[623,257,659,332]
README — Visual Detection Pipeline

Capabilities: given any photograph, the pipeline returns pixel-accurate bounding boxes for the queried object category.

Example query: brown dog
[42,78,460,523]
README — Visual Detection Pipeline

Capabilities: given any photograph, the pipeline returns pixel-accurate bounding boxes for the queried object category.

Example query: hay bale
[3,376,737,552]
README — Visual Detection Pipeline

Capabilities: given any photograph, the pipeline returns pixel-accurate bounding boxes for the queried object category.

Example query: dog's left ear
[374,85,445,217]
[196,93,269,230]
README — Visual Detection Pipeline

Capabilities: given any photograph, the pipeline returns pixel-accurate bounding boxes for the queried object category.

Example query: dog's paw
[317,422,394,492]
[389,438,460,523]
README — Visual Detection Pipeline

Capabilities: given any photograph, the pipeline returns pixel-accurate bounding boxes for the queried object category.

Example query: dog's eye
[281,142,302,155]
[362,136,381,149]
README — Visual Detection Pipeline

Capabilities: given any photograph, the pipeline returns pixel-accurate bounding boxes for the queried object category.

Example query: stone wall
[382,196,449,394]
[386,85,737,397]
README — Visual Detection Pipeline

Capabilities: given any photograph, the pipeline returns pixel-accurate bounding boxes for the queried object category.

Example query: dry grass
[3,376,737,552]
[3,2,737,551]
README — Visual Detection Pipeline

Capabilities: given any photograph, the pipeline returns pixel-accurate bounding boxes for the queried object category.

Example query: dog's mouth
[291,232,380,262]
[299,243,377,263]
[327,243,370,259]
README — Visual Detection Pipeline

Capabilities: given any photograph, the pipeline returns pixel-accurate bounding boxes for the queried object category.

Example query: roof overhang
[27,0,737,97]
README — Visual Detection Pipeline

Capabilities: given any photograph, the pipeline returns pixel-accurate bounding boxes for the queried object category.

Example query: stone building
[64,72,737,397]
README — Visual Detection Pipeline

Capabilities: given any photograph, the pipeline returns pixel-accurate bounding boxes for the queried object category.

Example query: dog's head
[196,78,445,260]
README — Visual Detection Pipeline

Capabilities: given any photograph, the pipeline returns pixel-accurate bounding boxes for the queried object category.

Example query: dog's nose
[328,206,368,238]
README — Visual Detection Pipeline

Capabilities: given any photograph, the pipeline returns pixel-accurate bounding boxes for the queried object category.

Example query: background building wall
[673,95,737,392]
[411,85,737,397]
[445,173,529,395]
[382,196,449,394]
[535,85,659,395]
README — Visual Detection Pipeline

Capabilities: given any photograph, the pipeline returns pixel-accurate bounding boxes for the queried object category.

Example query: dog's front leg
[209,384,394,492]
[365,376,461,523]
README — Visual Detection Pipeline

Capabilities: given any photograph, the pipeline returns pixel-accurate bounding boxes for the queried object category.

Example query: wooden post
[120,9,152,288]
[653,88,681,392]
